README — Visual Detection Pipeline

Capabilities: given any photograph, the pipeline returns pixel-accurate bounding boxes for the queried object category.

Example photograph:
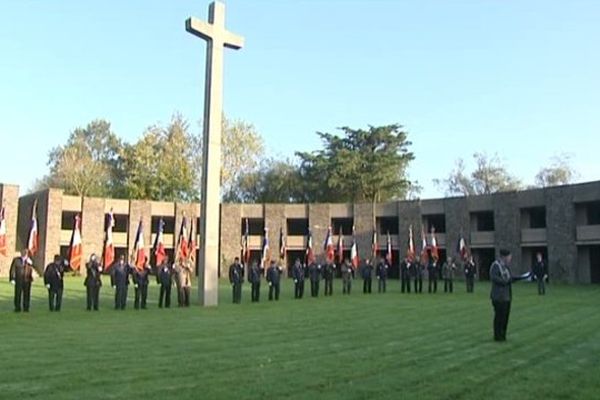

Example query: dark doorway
[590,245,600,284]
[472,248,495,280]
[286,250,305,277]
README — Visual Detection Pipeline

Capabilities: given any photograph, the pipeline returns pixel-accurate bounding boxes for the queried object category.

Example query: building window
[587,201,600,225]
[287,218,308,236]
[471,211,495,232]
[424,214,446,233]
[522,207,546,229]
[241,218,265,235]
[331,218,354,235]
[151,216,175,234]
[377,217,399,234]
[61,211,78,230]
[112,214,129,233]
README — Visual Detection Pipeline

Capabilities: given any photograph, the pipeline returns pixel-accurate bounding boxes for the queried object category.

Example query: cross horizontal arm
[186,17,215,42]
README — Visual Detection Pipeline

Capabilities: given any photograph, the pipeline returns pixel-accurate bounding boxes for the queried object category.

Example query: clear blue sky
[1,0,598,198]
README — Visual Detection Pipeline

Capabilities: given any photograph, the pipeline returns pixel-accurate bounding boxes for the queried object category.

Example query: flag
[324,226,334,263]
[241,218,250,266]
[0,205,7,256]
[153,218,166,266]
[407,225,415,262]
[430,227,439,261]
[177,216,189,260]
[371,229,378,259]
[103,209,115,270]
[69,214,82,271]
[337,227,344,264]
[350,226,359,268]
[279,227,286,260]
[188,218,196,263]
[305,229,315,264]
[420,226,429,263]
[27,199,39,257]
[261,227,270,268]
[385,231,392,265]
[133,219,146,270]
[457,234,468,261]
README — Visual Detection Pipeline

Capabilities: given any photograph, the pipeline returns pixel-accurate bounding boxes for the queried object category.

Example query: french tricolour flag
[69,214,82,271]
[324,226,334,263]
[133,219,146,270]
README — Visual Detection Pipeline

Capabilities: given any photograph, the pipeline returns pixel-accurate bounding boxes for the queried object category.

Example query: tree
[534,153,578,188]
[434,152,522,196]
[43,120,125,197]
[296,124,416,203]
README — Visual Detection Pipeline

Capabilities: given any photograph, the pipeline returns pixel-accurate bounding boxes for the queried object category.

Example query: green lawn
[0,276,598,400]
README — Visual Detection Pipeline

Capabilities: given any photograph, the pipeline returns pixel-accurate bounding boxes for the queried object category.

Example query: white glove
[112,285,116,289]
[46,284,50,289]
[134,284,138,288]
[10,280,15,285]
[269,282,272,287]
[294,279,297,283]
[99,267,103,272]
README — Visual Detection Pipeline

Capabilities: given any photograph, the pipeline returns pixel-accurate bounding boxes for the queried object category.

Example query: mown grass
[0,276,598,400]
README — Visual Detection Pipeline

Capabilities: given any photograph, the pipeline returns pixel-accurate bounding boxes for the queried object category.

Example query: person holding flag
[279,226,286,264]
[84,253,102,311]
[153,218,167,268]
[350,226,359,271]
[241,218,250,267]
[261,227,270,271]
[132,257,151,310]
[427,227,439,293]
[44,254,65,312]
[292,258,305,299]
[176,215,189,261]
[401,226,415,293]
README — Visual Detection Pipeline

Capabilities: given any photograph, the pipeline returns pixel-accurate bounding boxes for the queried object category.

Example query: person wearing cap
[110,254,132,310]
[228,256,244,304]
[157,256,173,308]
[442,256,457,293]
[9,249,34,312]
[341,258,355,295]
[132,257,151,309]
[84,253,102,311]
[292,259,305,299]
[266,260,282,301]
[248,260,263,303]
[308,260,322,297]
[490,249,529,341]
[464,254,476,293]
[376,257,388,293]
[400,256,412,293]
[44,254,65,311]
[361,258,374,294]
[323,261,336,296]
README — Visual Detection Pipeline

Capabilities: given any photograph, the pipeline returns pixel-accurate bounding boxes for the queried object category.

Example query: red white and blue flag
[188,218,196,263]
[261,227,270,268]
[420,226,429,263]
[133,219,146,270]
[279,227,286,260]
[69,214,82,271]
[371,229,378,259]
[27,199,39,257]
[305,229,315,264]
[177,216,189,260]
[103,209,115,270]
[324,226,335,263]
[386,231,393,266]
[0,205,7,256]
[350,226,359,268]
[457,234,468,261]
[153,218,167,266]
[430,227,439,261]
[337,227,344,264]
[241,218,250,266]
[407,225,415,262]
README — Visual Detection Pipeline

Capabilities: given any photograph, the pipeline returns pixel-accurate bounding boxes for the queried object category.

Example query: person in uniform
[9,249,34,312]
[413,257,424,293]
[157,256,173,308]
[464,255,476,293]
[308,261,322,297]
[228,257,244,304]
[110,255,132,310]
[376,258,388,293]
[44,254,65,311]
[132,257,151,309]
[442,256,457,293]
[490,249,529,341]
[249,260,263,303]
[323,261,335,296]
[427,251,438,293]
[362,258,374,294]
[532,252,547,295]
[292,259,305,299]
[341,258,355,295]
[84,253,102,311]
[400,256,411,293]
[266,260,282,301]
[174,258,193,307]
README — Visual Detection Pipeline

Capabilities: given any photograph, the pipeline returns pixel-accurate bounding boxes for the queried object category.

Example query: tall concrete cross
[186,1,244,306]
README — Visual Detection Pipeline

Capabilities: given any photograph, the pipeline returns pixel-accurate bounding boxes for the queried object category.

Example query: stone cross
[186,1,244,306]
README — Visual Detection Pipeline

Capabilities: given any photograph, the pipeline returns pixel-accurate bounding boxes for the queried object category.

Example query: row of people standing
[399,255,478,294]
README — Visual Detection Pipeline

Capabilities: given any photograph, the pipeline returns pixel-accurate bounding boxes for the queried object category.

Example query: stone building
[1,181,599,283]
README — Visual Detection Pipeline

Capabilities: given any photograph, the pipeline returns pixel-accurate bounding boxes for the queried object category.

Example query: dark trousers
[294,281,304,299]
[86,286,100,310]
[466,277,474,293]
[176,284,183,306]
[251,282,261,302]
[537,278,546,295]
[310,280,320,297]
[414,277,422,293]
[134,284,148,309]
[343,279,352,294]
[114,285,128,310]
[401,276,411,293]
[428,277,437,293]
[159,285,171,308]
[363,278,372,293]
[268,283,280,301]
[492,300,511,341]
[181,287,191,307]
[232,283,242,303]
[48,288,63,311]
[444,279,453,293]
[324,279,333,296]
[14,282,32,312]
[378,278,386,293]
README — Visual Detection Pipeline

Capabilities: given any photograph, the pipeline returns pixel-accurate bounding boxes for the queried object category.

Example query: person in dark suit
[532,252,547,295]
[413,257,424,293]
[292,259,305,299]
[266,261,282,301]
[44,254,65,311]
[157,256,173,308]
[376,258,388,293]
[490,249,529,341]
[427,252,438,293]
[323,262,335,296]
[341,259,355,295]
[442,257,457,293]
[228,257,244,304]
[362,259,374,294]
[249,261,263,303]
[308,261,322,297]
[110,255,131,310]
[400,257,411,293]
[132,258,151,309]
[9,249,34,312]
[464,255,476,293]
[84,254,102,311]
